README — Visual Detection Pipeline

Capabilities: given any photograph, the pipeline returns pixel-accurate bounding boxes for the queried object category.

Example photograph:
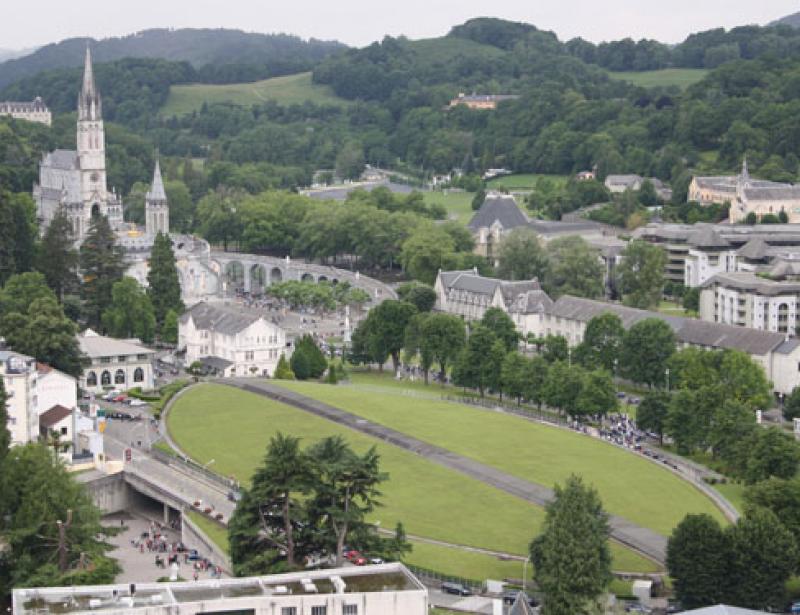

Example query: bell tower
[77,46,107,210]
[145,159,169,236]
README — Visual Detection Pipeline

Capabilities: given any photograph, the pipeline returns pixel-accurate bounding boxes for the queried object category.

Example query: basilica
[33,47,167,242]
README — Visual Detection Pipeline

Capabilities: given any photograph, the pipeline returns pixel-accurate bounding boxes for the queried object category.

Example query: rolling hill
[770,11,800,28]
[160,72,349,116]
[0,29,346,90]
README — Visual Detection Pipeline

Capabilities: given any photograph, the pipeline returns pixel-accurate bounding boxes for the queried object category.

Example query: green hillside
[160,72,348,116]
[607,68,709,89]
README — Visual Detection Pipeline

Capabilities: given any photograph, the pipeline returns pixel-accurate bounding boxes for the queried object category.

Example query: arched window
[133,368,144,383]
[114,369,125,384]
[86,371,97,386]
[101,371,111,386]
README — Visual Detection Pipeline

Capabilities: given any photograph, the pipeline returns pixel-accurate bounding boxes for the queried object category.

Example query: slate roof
[549,295,793,356]
[199,356,233,371]
[689,227,730,249]
[768,259,800,278]
[468,194,529,232]
[78,330,154,359]
[745,185,800,200]
[42,149,79,171]
[737,238,769,260]
[39,405,72,428]
[146,159,167,201]
[527,219,603,235]
[439,271,540,302]
[509,289,554,314]
[181,302,263,336]
[0,97,48,113]
[702,272,800,295]
[509,592,537,615]
[605,174,642,186]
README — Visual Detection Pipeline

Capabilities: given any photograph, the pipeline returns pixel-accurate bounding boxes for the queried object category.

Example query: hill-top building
[0,97,51,125]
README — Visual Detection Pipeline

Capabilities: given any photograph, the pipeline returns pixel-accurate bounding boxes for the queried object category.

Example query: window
[86,371,97,386]
[280,609,296,615]
[311,607,327,615]
[114,369,126,384]
[343,606,358,615]
[118,356,128,363]
[133,368,144,383]
[101,371,111,386]
[100,357,111,364]
[61,427,68,436]
[137,354,148,361]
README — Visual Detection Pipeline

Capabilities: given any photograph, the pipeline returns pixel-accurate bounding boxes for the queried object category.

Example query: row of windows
[86,368,144,387]
[98,354,150,364]
[280,606,356,615]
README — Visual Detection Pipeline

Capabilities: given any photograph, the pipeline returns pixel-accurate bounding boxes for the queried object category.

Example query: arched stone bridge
[208,252,397,301]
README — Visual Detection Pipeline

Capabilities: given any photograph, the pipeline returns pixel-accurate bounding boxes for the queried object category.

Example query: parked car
[187,549,200,561]
[369,557,384,564]
[127,399,147,407]
[352,556,367,566]
[345,550,362,562]
[112,394,127,403]
[625,604,651,614]
[441,582,471,596]
[503,591,538,606]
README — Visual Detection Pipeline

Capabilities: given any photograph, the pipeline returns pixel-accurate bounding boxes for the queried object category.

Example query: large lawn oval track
[275,379,726,536]
[168,384,659,573]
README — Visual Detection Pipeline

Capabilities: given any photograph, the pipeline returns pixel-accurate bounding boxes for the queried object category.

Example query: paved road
[221,379,668,565]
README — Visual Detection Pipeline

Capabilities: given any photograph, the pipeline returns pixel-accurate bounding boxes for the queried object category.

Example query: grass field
[160,72,347,116]
[486,174,568,191]
[405,542,532,582]
[186,511,229,554]
[168,384,659,574]
[277,379,727,536]
[423,191,476,225]
[713,482,746,514]
[657,300,688,317]
[607,68,709,89]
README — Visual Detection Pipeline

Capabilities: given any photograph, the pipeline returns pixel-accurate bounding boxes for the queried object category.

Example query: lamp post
[568,348,572,367]
[613,358,618,378]
[665,368,670,392]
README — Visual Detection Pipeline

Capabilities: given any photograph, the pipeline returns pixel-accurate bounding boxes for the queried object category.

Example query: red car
[345,550,362,562]
[112,394,127,403]
[353,557,367,566]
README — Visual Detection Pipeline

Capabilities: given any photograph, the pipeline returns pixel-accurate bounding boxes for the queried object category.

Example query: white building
[35,363,77,416]
[0,97,52,125]
[78,330,155,394]
[179,302,288,378]
[13,563,428,615]
[605,174,643,193]
[434,269,541,321]
[1,350,39,446]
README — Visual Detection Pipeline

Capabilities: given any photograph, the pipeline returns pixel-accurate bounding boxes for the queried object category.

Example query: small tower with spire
[145,157,169,236]
[77,45,108,213]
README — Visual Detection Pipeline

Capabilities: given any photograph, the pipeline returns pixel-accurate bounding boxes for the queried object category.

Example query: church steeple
[146,157,169,236]
[78,45,101,121]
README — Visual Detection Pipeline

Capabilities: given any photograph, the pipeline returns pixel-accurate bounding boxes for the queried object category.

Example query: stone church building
[33,47,166,242]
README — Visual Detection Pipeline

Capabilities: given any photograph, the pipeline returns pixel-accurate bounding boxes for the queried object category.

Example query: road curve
[220,378,668,566]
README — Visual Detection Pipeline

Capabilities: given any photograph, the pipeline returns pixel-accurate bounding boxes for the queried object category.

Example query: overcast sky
[2,0,799,50]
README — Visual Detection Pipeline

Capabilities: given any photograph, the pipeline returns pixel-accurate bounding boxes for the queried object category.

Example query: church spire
[78,44,101,120]
[147,157,167,201]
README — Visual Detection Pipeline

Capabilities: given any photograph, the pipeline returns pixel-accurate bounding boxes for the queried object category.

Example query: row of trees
[266,280,370,313]
[228,432,409,573]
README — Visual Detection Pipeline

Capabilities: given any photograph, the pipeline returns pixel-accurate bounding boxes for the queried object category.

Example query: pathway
[221,379,668,565]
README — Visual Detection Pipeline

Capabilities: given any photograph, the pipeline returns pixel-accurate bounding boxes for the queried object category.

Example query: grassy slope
[160,72,347,116]
[278,378,726,536]
[607,68,709,89]
[423,191,476,225]
[168,384,658,573]
[186,510,229,554]
[487,174,568,191]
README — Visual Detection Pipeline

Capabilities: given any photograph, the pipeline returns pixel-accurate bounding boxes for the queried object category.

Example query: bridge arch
[250,264,266,295]
[301,273,315,283]
[224,261,245,293]
[270,267,283,284]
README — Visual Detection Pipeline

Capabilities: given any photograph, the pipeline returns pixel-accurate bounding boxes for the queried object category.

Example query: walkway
[221,379,669,565]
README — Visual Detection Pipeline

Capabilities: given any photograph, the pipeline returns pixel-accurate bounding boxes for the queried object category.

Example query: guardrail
[403,563,482,593]
[149,447,236,492]
[441,395,568,426]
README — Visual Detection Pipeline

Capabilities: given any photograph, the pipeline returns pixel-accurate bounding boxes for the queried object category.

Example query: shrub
[274,354,295,380]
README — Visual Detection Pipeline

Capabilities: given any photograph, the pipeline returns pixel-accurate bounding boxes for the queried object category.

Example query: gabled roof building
[434,269,541,321]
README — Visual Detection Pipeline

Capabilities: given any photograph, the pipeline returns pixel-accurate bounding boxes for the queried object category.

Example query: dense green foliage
[101,277,156,343]
[530,474,612,615]
[79,215,125,329]
[146,233,184,334]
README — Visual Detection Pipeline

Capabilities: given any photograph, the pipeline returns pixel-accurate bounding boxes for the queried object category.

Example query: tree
[784,386,800,421]
[290,348,311,380]
[396,282,437,313]
[0,292,86,378]
[575,313,624,372]
[79,214,125,329]
[147,232,184,333]
[452,325,500,397]
[291,335,327,380]
[196,188,244,251]
[666,385,723,455]
[542,334,569,363]
[523,356,550,409]
[719,350,772,410]
[0,191,36,286]
[543,361,584,417]
[101,277,156,344]
[637,391,670,444]
[682,286,700,312]
[496,228,549,281]
[544,236,605,299]
[335,141,365,180]
[745,427,800,485]
[709,400,757,476]
[420,313,466,383]
[400,226,455,285]
[530,475,612,615]
[620,318,675,386]
[306,436,386,567]
[501,352,529,403]
[0,271,56,318]
[617,239,666,309]
[744,477,800,548]
[726,508,798,610]
[362,300,418,373]
[162,309,179,345]
[274,354,295,380]
[666,514,729,609]
[0,444,120,596]
[480,307,519,352]
[575,370,617,419]
[37,207,79,302]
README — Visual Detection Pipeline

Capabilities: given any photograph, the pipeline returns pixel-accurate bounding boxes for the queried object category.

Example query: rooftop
[77,330,154,359]
[39,405,73,428]
[181,302,272,336]
[12,564,425,615]
[468,193,529,232]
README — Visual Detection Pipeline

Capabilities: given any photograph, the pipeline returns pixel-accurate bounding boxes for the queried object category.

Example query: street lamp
[522,556,531,594]
[203,459,216,469]
[568,348,572,367]
[613,358,618,378]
